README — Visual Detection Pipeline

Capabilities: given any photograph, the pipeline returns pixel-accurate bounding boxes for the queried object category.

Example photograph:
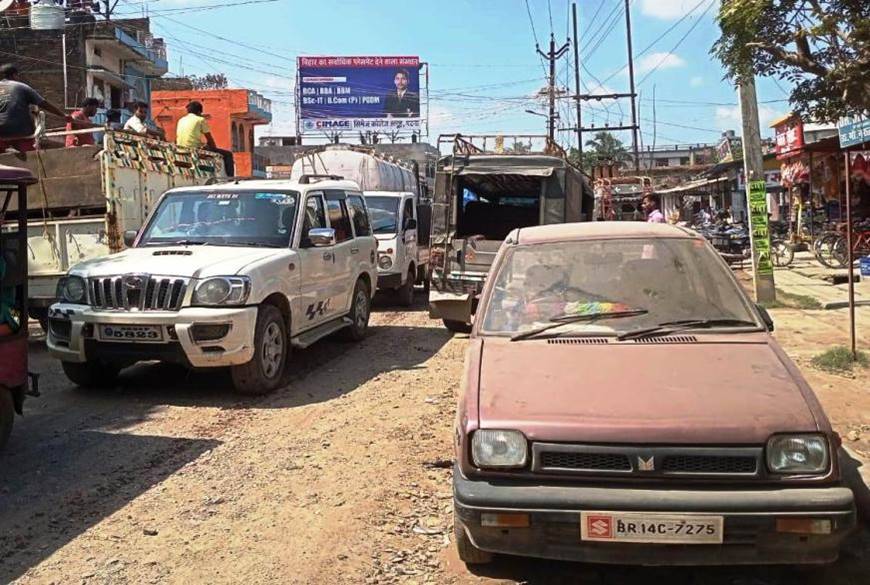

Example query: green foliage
[568,131,630,171]
[713,0,869,122]
[811,346,869,373]
[185,74,229,91]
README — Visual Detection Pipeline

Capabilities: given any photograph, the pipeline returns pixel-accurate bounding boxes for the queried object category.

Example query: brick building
[151,89,273,177]
[0,15,167,127]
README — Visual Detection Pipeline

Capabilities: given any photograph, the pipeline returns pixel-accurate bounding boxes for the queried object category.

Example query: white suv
[46,179,378,395]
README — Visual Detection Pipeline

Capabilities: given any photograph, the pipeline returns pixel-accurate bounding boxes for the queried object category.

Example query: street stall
[655,176,730,224]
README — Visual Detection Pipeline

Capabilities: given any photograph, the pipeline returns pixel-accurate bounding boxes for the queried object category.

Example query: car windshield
[480,238,760,338]
[366,196,399,234]
[139,190,299,248]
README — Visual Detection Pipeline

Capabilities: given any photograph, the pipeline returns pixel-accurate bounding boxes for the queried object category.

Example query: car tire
[0,388,14,452]
[454,514,492,565]
[397,268,415,307]
[443,319,472,334]
[340,278,371,342]
[231,304,288,396]
[62,361,120,388]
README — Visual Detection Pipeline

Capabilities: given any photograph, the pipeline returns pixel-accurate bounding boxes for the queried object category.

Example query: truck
[46,178,378,395]
[428,135,594,332]
[289,145,431,304]
[0,131,226,328]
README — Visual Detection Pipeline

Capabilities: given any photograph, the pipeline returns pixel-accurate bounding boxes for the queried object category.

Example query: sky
[114,0,794,149]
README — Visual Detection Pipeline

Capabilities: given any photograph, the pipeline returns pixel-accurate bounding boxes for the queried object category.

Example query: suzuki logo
[637,456,655,471]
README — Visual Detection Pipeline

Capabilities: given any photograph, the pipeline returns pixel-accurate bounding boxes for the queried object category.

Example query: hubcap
[355,290,368,329]
[261,321,284,379]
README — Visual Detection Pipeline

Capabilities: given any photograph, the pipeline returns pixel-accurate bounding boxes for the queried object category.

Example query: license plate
[98,324,164,343]
[581,512,723,544]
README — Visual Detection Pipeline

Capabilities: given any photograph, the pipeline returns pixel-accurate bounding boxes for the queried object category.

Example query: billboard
[298,56,421,133]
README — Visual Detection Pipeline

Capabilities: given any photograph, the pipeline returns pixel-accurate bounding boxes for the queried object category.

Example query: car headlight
[193,277,250,306]
[58,275,86,304]
[378,254,393,270]
[471,429,528,469]
[767,434,829,474]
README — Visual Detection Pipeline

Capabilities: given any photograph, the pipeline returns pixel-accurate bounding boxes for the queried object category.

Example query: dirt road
[1,298,867,584]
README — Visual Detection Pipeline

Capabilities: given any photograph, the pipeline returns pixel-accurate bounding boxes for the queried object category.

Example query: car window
[480,238,758,336]
[325,195,353,243]
[402,198,414,228]
[301,194,326,246]
[347,194,372,237]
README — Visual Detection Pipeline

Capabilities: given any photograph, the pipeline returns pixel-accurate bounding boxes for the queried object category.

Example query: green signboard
[748,180,773,276]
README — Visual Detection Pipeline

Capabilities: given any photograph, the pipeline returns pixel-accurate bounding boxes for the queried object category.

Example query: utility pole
[624,0,640,171]
[738,75,776,303]
[537,35,570,142]
[571,3,582,158]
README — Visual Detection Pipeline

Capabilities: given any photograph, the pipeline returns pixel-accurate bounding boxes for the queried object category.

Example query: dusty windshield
[481,238,759,337]
[366,196,399,234]
[139,190,299,247]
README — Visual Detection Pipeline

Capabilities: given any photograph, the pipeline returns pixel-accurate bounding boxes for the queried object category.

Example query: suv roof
[514,222,697,245]
[165,179,363,194]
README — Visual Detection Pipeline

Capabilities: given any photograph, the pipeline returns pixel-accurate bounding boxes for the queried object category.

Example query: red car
[453,222,856,566]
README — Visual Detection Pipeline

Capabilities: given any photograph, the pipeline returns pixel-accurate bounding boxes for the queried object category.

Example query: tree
[570,132,631,171]
[185,73,229,90]
[713,0,869,122]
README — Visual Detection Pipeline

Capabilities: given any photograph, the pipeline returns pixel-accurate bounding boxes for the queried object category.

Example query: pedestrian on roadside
[175,101,234,176]
[0,63,70,153]
[642,193,665,224]
[123,101,165,139]
[65,97,101,147]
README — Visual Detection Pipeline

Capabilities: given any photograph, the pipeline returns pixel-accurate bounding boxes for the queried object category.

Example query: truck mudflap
[428,289,473,323]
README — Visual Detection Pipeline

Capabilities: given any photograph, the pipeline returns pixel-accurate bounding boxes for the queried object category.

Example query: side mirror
[123,230,138,247]
[404,218,417,231]
[308,227,336,248]
[756,304,774,332]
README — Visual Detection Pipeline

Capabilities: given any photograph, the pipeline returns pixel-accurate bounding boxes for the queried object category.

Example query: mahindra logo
[637,456,655,471]
[123,274,148,290]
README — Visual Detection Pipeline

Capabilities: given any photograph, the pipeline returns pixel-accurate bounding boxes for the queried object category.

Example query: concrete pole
[737,75,777,303]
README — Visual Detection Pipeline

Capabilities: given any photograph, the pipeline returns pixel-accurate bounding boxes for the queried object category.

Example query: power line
[637,0,715,86]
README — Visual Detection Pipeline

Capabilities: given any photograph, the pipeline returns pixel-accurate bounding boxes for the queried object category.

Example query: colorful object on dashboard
[563,301,634,316]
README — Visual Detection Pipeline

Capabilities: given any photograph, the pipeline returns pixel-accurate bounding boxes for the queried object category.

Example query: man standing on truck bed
[123,101,165,140]
[65,98,101,147]
[0,64,70,153]
[175,101,235,176]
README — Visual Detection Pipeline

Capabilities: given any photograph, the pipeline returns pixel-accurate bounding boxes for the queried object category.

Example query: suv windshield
[481,238,760,337]
[366,196,399,234]
[139,190,299,248]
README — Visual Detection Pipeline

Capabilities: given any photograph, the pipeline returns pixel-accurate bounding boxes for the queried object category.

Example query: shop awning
[654,176,728,195]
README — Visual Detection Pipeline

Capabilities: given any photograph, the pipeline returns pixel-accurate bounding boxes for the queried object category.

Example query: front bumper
[46,303,257,368]
[377,271,403,290]
[453,468,856,566]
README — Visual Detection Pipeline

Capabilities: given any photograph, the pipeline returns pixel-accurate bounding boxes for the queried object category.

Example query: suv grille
[89,275,188,311]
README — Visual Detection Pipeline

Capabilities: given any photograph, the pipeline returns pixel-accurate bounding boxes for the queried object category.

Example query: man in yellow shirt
[176,101,234,176]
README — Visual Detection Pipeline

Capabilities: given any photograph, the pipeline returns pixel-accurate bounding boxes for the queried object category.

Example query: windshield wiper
[510,309,648,342]
[618,318,759,341]
[218,241,280,248]
[143,239,209,247]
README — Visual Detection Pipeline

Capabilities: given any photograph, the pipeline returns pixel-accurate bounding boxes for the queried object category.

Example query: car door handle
[350,247,360,254]
[323,252,333,261]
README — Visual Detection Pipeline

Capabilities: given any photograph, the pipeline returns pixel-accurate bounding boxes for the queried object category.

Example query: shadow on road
[0,431,220,583]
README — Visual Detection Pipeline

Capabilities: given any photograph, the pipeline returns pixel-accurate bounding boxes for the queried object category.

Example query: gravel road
[1,297,867,584]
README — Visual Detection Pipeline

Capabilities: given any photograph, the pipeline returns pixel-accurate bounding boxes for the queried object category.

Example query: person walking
[65,98,101,147]
[175,101,234,176]
[642,193,665,224]
[0,64,70,153]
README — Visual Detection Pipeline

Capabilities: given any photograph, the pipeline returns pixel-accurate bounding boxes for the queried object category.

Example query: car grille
[533,444,763,478]
[89,275,189,311]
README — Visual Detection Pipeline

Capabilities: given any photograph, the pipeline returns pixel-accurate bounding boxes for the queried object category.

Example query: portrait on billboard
[383,69,420,118]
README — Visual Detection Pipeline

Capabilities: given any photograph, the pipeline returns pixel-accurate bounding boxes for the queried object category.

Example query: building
[638,143,718,170]
[2,16,167,126]
[151,89,273,177]
[256,138,440,194]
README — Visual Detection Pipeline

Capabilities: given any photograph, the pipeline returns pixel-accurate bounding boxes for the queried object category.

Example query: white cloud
[636,52,687,76]
[640,0,719,20]
[714,104,785,132]
[690,76,704,87]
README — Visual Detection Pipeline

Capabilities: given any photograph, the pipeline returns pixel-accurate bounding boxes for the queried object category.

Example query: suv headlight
[193,277,251,306]
[471,429,528,469]
[57,275,86,304]
[378,254,393,270]
[767,434,829,474]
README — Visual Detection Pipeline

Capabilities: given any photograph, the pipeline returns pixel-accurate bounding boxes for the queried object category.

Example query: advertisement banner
[298,56,421,133]
[748,180,774,276]
[838,115,870,149]
[774,116,804,159]
[716,136,743,163]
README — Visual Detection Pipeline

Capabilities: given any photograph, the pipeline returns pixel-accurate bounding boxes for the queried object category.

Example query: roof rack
[437,133,567,158]
[298,174,344,184]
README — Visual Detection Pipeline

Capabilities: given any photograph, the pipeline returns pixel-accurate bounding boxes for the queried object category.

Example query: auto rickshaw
[0,164,39,451]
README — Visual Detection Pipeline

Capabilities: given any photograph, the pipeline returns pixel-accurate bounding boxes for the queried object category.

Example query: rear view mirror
[308,227,336,247]
[123,230,137,247]
[756,304,774,332]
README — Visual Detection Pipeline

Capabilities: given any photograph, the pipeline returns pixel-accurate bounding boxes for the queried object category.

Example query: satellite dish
[0,0,16,13]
